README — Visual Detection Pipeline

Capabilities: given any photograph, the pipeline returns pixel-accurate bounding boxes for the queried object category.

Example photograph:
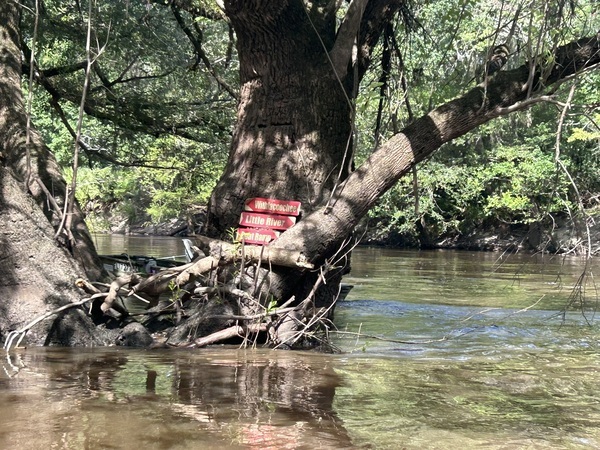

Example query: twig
[3,294,104,351]
[331,330,454,345]
[205,306,296,322]
[194,285,264,309]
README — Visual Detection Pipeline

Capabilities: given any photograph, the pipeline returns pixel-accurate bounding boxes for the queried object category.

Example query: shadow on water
[0,347,354,449]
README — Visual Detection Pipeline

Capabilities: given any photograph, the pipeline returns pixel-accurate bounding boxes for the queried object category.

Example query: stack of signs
[237,197,301,245]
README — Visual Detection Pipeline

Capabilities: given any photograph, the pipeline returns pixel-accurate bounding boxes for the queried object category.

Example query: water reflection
[0,348,354,450]
[11,239,596,449]
[334,348,600,449]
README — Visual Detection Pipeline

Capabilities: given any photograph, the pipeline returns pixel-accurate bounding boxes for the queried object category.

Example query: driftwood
[194,235,314,270]
[186,323,268,348]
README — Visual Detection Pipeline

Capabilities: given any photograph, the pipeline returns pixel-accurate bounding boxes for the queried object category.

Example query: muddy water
[1,348,351,449]
[1,237,599,449]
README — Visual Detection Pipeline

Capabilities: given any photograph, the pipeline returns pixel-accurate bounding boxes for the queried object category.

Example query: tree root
[2,237,348,351]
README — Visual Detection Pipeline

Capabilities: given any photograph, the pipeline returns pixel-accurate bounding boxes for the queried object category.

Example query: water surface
[2,237,599,449]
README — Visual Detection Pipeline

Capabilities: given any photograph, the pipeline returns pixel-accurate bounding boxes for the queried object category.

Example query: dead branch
[75,277,102,294]
[186,323,267,348]
[101,274,139,314]
[194,235,314,269]
[3,293,105,351]
[194,285,264,309]
[205,306,296,322]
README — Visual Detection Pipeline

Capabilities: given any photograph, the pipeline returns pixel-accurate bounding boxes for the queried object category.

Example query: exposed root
[3,237,353,351]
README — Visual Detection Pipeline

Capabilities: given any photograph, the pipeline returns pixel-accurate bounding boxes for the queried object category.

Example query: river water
[2,236,600,449]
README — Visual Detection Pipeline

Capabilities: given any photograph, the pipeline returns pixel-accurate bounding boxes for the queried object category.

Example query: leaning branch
[329,0,368,77]
[171,3,239,100]
[272,33,600,261]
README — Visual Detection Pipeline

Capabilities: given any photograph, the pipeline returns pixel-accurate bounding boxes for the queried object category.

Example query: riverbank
[88,208,600,256]
[363,215,600,255]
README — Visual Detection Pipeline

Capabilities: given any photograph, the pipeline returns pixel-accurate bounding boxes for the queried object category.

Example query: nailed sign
[244,197,301,216]
[238,198,301,245]
[239,212,296,230]
[237,228,280,245]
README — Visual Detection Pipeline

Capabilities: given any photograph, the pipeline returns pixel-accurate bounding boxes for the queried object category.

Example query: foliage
[355,0,600,245]
[21,0,600,241]
[24,0,233,229]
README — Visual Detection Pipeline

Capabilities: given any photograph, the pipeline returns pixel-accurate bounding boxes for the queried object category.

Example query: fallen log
[194,236,314,270]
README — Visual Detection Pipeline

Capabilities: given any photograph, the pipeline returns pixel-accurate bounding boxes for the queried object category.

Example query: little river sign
[237,198,301,245]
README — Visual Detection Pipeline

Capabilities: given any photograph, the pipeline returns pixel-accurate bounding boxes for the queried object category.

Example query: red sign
[239,212,296,230]
[244,197,301,216]
[237,228,280,245]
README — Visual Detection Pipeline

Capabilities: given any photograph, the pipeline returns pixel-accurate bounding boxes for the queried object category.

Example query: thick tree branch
[33,68,225,143]
[22,60,87,78]
[329,0,368,77]
[273,33,600,264]
[161,0,226,21]
[171,3,239,100]
[355,0,405,81]
[47,97,177,169]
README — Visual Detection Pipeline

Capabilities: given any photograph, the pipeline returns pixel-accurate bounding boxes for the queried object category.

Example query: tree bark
[0,166,107,346]
[0,0,105,282]
[0,0,107,346]
[206,0,354,235]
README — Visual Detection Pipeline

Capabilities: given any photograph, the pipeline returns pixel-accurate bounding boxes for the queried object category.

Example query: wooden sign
[244,197,301,216]
[239,211,296,230]
[237,228,280,245]
[238,198,301,245]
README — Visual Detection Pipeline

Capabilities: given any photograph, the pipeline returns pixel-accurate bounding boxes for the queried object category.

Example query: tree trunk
[206,0,600,318]
[203,1,367,320]
[0,1,107,346]
[206,1,353,236]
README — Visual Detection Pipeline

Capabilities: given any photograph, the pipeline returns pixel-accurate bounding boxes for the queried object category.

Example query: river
[1,235,599,449]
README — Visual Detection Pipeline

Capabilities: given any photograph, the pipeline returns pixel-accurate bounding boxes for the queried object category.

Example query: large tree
[1,0,598,348]
[0,0,108,345]
[205,1,600,322]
